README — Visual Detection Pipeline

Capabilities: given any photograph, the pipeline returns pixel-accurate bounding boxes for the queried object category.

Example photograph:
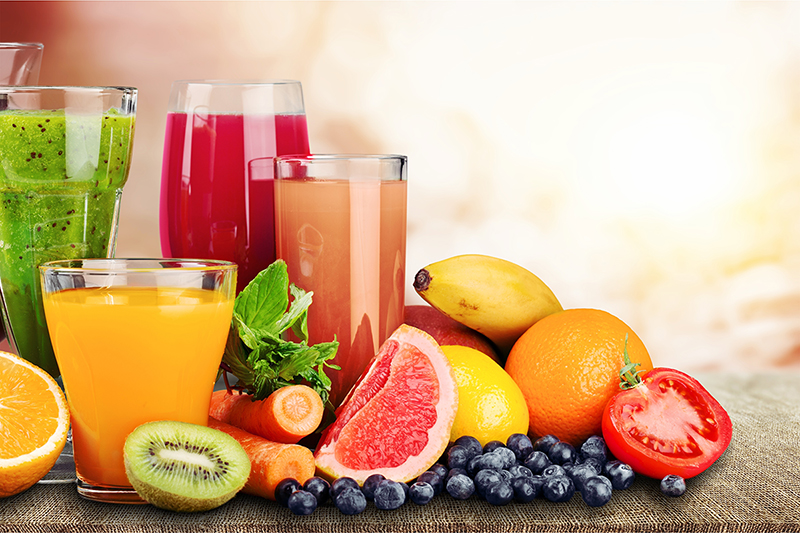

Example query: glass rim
[172,79,302,87]
[0,42,44,50]
[38,258,238,273]
[0,86,137,94]
[275,154,407,163]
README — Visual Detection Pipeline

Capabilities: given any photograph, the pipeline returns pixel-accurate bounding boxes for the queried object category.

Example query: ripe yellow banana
[413,255,563,356]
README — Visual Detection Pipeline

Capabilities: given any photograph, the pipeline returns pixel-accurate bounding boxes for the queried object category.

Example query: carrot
[208,417,315,501]
[209,385,324,444]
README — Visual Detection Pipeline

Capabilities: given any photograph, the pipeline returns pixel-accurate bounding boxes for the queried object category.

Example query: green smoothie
[0,109,135,377]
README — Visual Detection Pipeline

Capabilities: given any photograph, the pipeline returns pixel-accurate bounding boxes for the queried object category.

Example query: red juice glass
[159,80,309,292]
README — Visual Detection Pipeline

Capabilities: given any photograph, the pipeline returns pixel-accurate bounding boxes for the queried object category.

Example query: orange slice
[0,350,69,498]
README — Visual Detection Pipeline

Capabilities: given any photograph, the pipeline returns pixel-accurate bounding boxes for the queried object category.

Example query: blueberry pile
[277,433,687,515]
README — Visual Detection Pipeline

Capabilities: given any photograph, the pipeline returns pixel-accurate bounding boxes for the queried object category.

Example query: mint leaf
[221,259,339,403]
[276,283,312,341]
[233,261,289,335]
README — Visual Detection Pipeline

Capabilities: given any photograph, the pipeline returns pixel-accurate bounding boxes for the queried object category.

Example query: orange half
[0,350,70,498]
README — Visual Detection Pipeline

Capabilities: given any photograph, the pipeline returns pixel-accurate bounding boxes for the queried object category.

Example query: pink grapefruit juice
[42,286,234,488]
[160,112,309,292]
[275,179,407,407]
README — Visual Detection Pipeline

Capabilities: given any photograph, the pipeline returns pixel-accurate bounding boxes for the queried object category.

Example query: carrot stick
[209,385,324,444]
[208,417,315,501]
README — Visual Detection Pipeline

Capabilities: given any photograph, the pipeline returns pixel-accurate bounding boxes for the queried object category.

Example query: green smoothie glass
[0,86,137,378]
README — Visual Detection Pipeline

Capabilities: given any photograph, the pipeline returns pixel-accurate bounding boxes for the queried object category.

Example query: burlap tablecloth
[1,372,798,533]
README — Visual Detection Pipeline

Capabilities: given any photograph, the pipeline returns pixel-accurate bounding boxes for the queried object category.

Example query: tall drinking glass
[159,80,310,293]
[0,43,43,343]
[0,86,137,378]
[274,155,407,407]
[40,259,237,503]
[0,42,43,86]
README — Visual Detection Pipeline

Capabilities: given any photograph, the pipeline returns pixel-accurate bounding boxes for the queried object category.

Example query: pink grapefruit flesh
[314,325,458,484]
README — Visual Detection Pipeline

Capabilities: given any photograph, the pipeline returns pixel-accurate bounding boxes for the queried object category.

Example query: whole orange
[505,308,653,447]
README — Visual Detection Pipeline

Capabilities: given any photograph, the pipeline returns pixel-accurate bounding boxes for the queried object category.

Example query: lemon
[440,345,529,447]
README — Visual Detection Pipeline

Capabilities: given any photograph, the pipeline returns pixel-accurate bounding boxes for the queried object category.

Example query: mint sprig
[220,260,339,404]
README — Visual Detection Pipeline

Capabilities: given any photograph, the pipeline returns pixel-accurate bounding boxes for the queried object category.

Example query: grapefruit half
[314,325,458,484]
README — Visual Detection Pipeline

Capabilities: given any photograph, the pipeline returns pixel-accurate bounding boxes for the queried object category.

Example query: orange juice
[42,286,234,488]
[275,178,407,407]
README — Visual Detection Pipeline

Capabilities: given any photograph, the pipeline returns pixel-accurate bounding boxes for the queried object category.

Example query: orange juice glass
[39,258,236,503]
[274,155,407,408]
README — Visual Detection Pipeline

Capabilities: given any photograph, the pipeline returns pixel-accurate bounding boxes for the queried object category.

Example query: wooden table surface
[1,373,798,533]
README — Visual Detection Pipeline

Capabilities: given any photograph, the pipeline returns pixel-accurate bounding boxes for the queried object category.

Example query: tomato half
[601,368,732,479]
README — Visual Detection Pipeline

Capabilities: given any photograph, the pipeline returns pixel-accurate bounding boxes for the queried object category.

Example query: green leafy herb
[220,260,339,404]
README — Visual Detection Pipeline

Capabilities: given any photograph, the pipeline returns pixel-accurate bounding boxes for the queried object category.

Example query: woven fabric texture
[1,373,798,533]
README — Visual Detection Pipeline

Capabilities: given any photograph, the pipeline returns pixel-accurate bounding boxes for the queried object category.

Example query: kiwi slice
[124,420,251,512]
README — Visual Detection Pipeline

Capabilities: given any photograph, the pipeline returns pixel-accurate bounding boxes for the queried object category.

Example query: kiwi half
[124,420,251,512]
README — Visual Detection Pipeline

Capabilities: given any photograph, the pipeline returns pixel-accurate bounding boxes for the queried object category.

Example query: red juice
[160,112,309,292]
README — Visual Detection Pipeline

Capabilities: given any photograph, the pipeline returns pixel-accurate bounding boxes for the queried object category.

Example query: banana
[413,254,563,356]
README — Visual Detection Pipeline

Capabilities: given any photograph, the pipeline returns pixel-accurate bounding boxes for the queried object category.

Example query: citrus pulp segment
[0,350,70,498]
[314,325,458,484]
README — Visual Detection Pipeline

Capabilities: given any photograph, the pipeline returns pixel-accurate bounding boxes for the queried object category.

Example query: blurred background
[3,1,800,372]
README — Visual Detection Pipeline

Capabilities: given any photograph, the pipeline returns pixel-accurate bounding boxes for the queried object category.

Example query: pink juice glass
[275,155,408,408]
[159,80,309,292]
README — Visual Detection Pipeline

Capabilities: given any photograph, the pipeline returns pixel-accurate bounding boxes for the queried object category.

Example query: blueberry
[374,480,406,510]
[474,469,504,498]
[446,467,468,482]
[506,433,534,460]
[492,447,517,469]
[362,473,385,501]
[409,481,435,505]
[274,478,302,507]
[604,461,635,490]
[579,435,608,462]
[561,462,575,477]
[567,463,597,493]
[454,435,483,460]
[430,463,448,480]
[580,476,613,507]
[596,475,613,490]
[533,434,560,454]
[579,456,605,476]
[330,477,360,500]
[483,440,505,454]
[447,444,469,470]
[511,476,540,503]
[542,464,566,478]
[660,475,686,497]
[499,469,514,484]
[523,450,551,474]
[287,490,318,515]
[507,464,533,479]
[548,441,578,465]
[484,480,514,506]
[303,476,331,505]
[467,454,486,476]
[481,452,506,471]
[542,475,575,503]
[416,470,444,495]
[446,473,476,500]
[334,487,367,515]
[397,481,410,498]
